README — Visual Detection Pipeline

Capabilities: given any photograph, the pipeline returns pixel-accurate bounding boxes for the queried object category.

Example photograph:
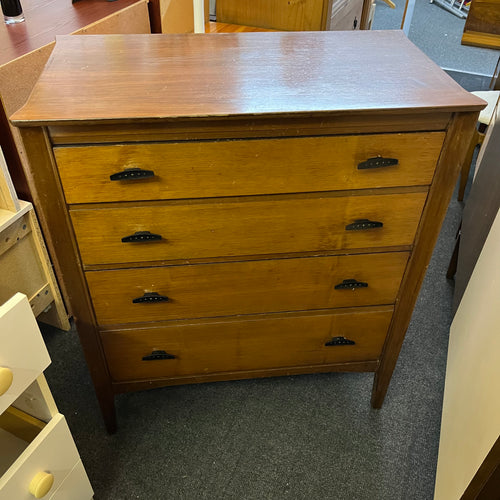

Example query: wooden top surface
[0,0,143,67]
[11,31,485,125]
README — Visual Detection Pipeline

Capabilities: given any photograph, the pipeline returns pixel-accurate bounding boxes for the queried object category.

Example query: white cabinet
[0,293,93,500]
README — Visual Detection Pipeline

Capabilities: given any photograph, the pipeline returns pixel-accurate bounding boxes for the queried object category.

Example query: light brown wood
[206,21,278,33]
[0,406,46,442]
[0,148,19,212]
[11,32,485,126]
[371,112,480,408]
[86,252,408,324]
[216,0,327,31]
[101,306,393,382]
[55,132,444,204]
[70,191,426,266]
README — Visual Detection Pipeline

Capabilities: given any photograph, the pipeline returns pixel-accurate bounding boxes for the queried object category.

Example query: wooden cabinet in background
[216,0,372,31]
[11,31,484,433]
[462,0,500,49]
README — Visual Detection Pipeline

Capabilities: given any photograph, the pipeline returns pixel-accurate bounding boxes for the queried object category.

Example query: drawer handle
[334,279,368,290]
[0,367,14,396]
[142,350,176,361]
[29,471,54,498]
[110,167,155,181]
[325,336,356,346]
[345,219,383,231]
[122,231,162,243]
[132,292,169,304]
[357,156,399,170]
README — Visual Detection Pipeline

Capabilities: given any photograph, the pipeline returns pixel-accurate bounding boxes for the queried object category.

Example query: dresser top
[11,31,485,126]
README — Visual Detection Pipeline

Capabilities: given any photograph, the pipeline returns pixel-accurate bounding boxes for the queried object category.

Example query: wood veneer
[11,32,485,433]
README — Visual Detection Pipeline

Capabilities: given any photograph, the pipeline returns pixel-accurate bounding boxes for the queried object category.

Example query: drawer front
[71,192,427,266]
[0,414,80,500]
[48,461,93,500]
[101,306,394,382]
[54,132,444,204]
[86,252,409,325]
[0,294,51,415]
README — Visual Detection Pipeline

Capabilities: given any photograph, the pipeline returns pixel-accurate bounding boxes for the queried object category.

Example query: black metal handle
[132,292,169,304]
[142,350,176,361]
[334,279,368,290]
[345,219,383,231]
[357,157,398,170]
[110,167,155,181]
[122,231,162,243]
[325,336,356,346]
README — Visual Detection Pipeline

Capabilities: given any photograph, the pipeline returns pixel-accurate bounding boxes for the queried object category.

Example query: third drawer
[86,252,409,325]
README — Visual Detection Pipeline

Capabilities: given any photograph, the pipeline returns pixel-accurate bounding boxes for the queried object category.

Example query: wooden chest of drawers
[11,31,484,433]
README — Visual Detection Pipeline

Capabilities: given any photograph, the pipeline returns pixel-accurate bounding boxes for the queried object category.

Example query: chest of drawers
[11,31,484,433]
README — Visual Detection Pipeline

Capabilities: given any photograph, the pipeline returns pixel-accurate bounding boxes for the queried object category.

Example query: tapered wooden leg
[96,387,117,434]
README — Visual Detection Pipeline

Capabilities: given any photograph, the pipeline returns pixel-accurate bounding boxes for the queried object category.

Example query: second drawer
[86,252,409,325]
[71,191,427,266]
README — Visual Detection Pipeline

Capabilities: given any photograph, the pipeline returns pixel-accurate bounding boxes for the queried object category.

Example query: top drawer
[54,132,444,204]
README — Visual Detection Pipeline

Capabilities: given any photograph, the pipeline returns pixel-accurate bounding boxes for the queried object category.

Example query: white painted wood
[193,0,205,32]
[0,293,51,415]
[434,209,500,499]
[13,375,58,422]
[48,461,93,500]
[0,414,80,499]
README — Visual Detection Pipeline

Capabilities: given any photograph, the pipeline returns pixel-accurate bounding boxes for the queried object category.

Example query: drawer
[54,132,444,204]
[0,294,51,415]
[48,461,93,500]
[101,306,394,382]
[71,191,427,266]
[86,252,409,325]
[0,411,81,499]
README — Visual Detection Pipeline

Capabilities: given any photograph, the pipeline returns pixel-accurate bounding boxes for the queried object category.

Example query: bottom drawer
[101,306,393,382]
[0,411,81,499]
[49,461,93,500]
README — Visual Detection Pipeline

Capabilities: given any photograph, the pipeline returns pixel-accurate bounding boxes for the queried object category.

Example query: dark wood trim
[17,127,117,433]
[112,360,379,394]
[371,111,480,408]
[147,0,162,33]
[46,112,453,145]
[461,435,500,500]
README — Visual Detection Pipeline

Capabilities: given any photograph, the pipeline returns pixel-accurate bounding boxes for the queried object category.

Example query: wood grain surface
[55,132,444,204]
[11,31,485,125]
[85,252,409,324]
[101,306,394,381]
[0,0,146,66]
[70,191,427,265]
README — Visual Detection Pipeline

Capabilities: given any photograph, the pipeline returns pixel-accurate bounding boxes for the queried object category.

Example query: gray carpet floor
[38,9,492,499]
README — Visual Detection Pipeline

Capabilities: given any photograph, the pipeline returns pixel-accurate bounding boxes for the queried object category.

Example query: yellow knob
[0,367,14,396]
[29,471,54,498]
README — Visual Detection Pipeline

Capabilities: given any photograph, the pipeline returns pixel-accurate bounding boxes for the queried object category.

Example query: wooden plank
[47,112,453,144]
[0,213,31,258]
[0,147,19,212]
[0,406,46,442]
[11,32,485,126]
